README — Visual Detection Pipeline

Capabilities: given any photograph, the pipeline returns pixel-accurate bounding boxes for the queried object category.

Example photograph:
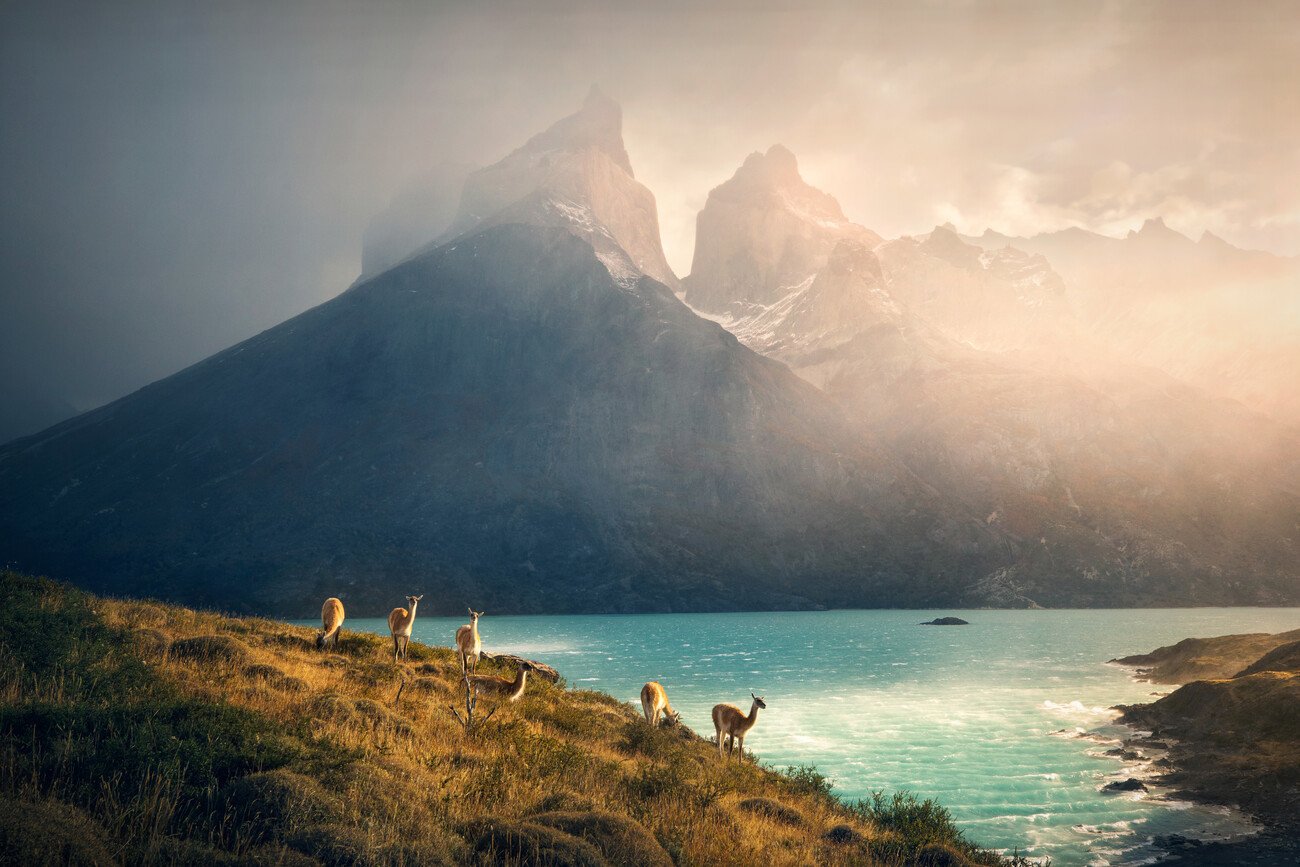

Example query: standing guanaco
[316,597,345,650]
[712,693,766,760]
[455,609,484,673]
[387,594,423,661]
[640,681,681,727]
[466,661,535,703]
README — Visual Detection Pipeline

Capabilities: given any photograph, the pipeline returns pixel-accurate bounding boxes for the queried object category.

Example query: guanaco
[455,608,484,673]
[387,594,423,661]
[316,597,345,650]
[640,681,681,727]
[712,693,766,760]
[466,660,535,703]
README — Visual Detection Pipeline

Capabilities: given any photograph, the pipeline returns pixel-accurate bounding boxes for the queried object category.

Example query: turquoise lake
[298,607,1300,866]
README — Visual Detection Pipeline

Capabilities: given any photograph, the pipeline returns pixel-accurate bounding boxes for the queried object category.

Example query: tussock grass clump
[131,626,170,659]
[245,663,309,693]
[169,634,250,663]
[0,571,1024,866]
[220,769,342,843]
[738,796,807,827]
[529,810,673,867]
[0,796,115,866]
[459,817,606,866]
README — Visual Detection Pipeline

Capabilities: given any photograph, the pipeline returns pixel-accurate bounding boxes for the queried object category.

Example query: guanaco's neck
[509,668,528,698]
[746,702,761,725]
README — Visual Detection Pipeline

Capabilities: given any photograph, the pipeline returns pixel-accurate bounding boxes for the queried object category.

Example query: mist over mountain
[682,145,880,313]
[962,222,1300,424]
[361,161,476,278]
[0,96,1008,615]
[444,87,679,291]
[688,148,1300,607]
[2,91,1296,613]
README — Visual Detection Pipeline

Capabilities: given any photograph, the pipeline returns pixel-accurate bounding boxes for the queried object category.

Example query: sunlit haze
[2,0,1298,441]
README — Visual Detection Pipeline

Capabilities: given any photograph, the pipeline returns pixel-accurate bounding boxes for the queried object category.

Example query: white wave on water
[1041,699,1115,717]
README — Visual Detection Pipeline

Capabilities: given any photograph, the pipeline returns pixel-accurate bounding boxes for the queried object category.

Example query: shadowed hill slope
[0,224,1000,616]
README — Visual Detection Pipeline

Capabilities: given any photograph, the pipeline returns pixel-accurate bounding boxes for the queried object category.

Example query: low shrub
[823,823,866,845]
[779,764,834,800]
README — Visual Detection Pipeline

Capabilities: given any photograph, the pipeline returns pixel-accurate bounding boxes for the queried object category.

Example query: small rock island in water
[921,617,970,626]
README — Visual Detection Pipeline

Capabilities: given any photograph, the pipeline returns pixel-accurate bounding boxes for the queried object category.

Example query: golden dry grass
[0,572,1020,865]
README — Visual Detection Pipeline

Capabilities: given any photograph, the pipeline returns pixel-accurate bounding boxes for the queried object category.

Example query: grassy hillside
[0,571,1027,866]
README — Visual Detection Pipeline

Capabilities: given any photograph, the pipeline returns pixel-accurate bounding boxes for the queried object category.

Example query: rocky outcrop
[1111,629,1300,684]
[920,617,969,626]
[1101,778,1147,793]
[1116,631,1300,833]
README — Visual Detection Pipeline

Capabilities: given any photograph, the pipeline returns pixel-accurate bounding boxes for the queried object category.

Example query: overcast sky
[3,0,1298,441]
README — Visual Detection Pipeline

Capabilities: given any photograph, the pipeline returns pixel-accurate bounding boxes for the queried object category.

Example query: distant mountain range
[2,90,1296,614]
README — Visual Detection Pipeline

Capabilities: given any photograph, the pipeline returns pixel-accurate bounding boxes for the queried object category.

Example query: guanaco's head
[468,608,483,623]
[406,594,423,608]
[751,692,767,710]
[315,633,326,650]
[519,661,535,673]
[663,708,682,727]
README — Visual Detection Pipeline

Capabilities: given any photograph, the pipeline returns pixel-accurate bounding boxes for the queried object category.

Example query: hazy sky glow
[2,0,1298,439]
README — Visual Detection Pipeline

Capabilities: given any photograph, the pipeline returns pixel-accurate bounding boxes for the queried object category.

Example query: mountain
[963,221,1300,424]
[684,151,1300,607]
[0,98,1005,616]
[442,86,679,291]
[682,145,880,313]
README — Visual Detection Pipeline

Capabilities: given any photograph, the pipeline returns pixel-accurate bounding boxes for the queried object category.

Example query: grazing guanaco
[455,608,484,673]
[712,693,767,760]
[640,681,681,727]
[387,594,423,661]
[466,661,535,703]
[316,597,345,650]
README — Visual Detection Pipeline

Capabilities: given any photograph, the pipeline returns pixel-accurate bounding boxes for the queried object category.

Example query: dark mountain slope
[0,224,1000,615]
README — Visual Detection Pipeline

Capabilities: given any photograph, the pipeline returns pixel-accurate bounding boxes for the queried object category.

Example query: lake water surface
[301,607,1300,866]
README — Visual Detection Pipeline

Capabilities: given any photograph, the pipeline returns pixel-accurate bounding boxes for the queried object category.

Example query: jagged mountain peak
[1129,216,1190,244]
[445,89,678,289]
[735,143,802,185]
[683,146,879,311]
[712,144,846,222]
[515,85,632,175]
[920,223,983,269]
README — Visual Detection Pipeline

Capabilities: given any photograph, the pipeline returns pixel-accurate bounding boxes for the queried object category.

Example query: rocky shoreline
[1110,629,1300,863]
